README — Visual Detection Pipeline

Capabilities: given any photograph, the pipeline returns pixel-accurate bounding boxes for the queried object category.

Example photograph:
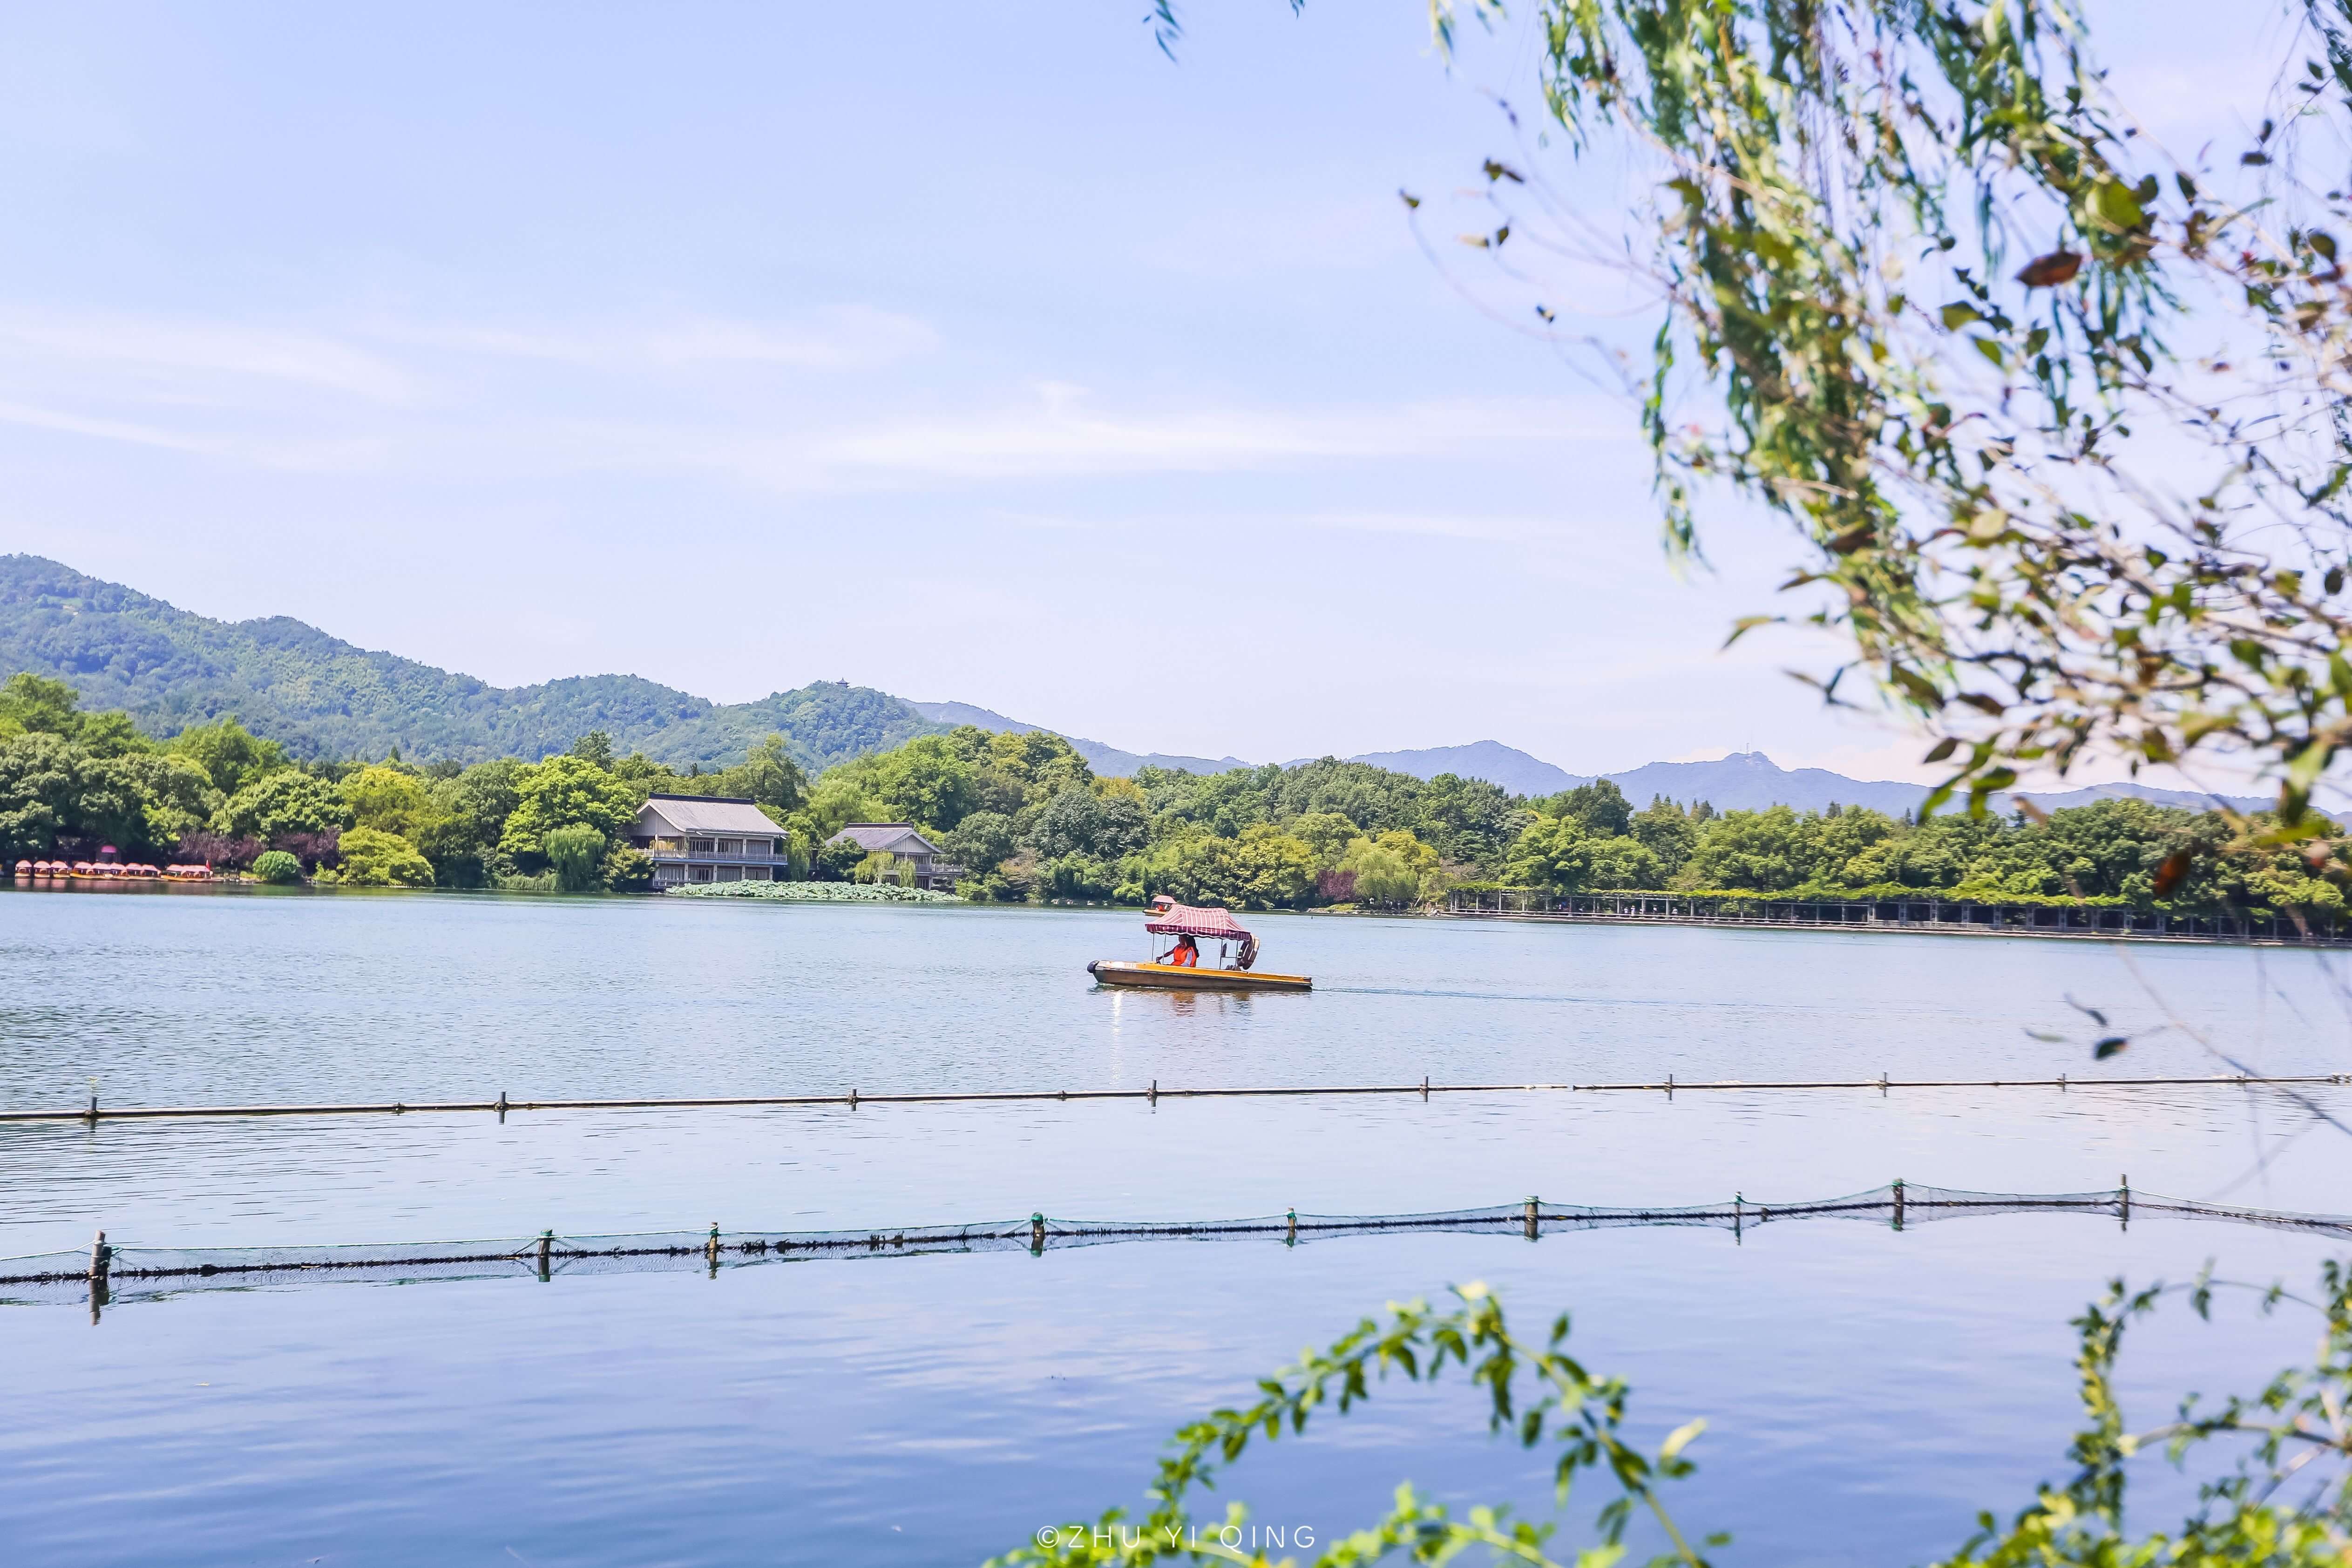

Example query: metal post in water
[1030,1213,1046,1255]
[1420,1075,1430,1101]
[1148,1079,1158,1106]
[88,1229,111,1321]
[1285,1208,1297,1246]
[1665,1072,1674,1099]
[705,1222,721,1272]
[848,1088,858,1110]
[536,1229,552,1280]
[1733,1194,1743,1243]
[1878,1072,1889,1096]
[1891,1178,1905,1232]
[1524,1197,1539,1241]
[497,1089,509,1123]
[2119,1174,2130,1229]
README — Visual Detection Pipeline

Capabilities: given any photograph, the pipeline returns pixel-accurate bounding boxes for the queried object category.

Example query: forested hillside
[0,556,941,769]
[2,662,2339,917]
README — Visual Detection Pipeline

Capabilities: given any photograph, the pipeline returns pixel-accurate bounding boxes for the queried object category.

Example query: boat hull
[1088,960,1312,992]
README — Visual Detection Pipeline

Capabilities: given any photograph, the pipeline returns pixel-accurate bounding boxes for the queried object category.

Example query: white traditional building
[824,822,958,889]
[631,795,794,888]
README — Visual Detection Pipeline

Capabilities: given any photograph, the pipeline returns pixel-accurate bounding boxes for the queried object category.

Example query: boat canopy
[1144,896,1258,969]
[1144,896,1251,940]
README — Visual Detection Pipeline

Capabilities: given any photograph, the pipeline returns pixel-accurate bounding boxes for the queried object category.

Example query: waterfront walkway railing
[1445,889,2352,945]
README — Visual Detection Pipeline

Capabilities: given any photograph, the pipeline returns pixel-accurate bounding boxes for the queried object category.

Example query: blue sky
[0,1,2266,782]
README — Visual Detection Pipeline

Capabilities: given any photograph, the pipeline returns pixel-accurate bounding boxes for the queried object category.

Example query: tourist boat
[1087,896,1312,992]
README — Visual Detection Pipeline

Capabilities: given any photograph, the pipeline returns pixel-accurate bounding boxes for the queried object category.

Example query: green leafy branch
[985,1283,1716,1568]
[996,1263,2352,1567]
[1936,1261,2352,1564]
[1404,1,2352,829]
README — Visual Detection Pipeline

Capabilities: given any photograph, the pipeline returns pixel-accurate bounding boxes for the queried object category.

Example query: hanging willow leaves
[1404,0,2352,834]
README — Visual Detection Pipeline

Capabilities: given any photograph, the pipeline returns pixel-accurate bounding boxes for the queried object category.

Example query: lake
[4,887,2349,1564]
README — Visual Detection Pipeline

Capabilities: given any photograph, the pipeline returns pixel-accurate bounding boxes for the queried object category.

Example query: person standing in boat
[1164,933,1200,968]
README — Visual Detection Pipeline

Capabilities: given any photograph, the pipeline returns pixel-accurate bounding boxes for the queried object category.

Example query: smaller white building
[631,795,793,888]
[825,823,958,889]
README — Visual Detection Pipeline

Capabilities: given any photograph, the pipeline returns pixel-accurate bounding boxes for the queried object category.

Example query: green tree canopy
[251,848,302,884]
[0,672,84,738]
[542,823,607,893]
[709,733,807,817]
[339,826,436,888]
[74,711,151,759]
[167,717,287,795]
[498,754,641,858]
[0,672,150,759]
[215,768,352,842]
[1028,783,1147,862]
[341,765,430,838]
[112,753,221,848]
[1543,780,1632,839]
[1505,815,1667,892]
[866,734,986,832]
[942,810,1018,877]
[1628,795,1698,878]
[0,734,94,856]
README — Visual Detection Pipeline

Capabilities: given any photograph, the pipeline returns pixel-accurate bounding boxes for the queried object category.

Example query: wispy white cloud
[0,303,942,430]
[377,305,941,372]
[0,397,386,471]
[643,307,941,369]
[631,386,1610,490]
[0,312,414,401]
[0,371,1602,489]
[0,295,1620,499]
[1297,509,1596,545]
[1133,196,1418,281]
[0,398,219,455]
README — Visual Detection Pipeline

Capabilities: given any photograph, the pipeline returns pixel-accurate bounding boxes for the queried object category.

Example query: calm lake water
[5,887,2351,1565]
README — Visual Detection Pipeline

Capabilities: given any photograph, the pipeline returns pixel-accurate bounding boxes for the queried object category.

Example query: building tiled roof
[637,796,783,835]
[826,822,938,855]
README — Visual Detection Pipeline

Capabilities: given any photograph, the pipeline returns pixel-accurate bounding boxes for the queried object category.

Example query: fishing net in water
[5,1185,2348,1306]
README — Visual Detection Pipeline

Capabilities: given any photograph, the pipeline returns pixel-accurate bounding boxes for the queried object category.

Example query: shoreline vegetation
[668,882,960,905]
[3,669,2345,927]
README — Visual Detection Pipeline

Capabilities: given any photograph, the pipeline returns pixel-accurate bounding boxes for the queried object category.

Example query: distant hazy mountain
[907,700,1249,778]
[1598,751,1926,814]
[1327,739,2273,818]
[2007,781,2273,815]
[1346,741,1581,798]
[1602,751,2271,817]
[0,555,944,770]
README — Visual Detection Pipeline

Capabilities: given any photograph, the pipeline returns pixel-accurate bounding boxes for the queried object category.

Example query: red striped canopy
[1143,896,1252,941]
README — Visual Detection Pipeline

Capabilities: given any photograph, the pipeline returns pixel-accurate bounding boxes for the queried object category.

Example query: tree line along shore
[0,670,2338,917]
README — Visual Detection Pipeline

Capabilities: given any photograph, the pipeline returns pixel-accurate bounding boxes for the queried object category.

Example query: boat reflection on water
[1087,896,1312,993]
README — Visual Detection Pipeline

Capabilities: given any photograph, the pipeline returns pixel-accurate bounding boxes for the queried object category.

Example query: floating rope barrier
[8,1181,2349,1310]
[4,1072,2349,1125]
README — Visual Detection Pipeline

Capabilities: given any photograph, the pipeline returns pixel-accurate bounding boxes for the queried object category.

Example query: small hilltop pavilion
[630,795,795,888]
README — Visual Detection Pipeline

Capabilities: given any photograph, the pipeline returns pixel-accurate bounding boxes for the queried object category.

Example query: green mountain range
[0,555,945,770]
[3,554,2279,815]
